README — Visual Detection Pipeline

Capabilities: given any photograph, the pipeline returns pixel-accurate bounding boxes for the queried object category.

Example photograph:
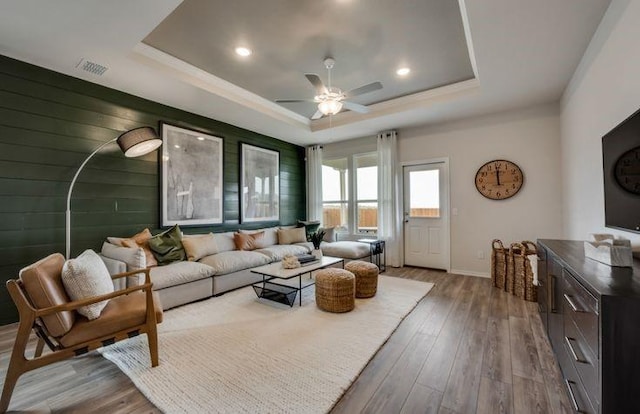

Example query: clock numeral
[505,189,510,194]
[482,185,486,190]
[512,184,516,189]
[478,178,483,183]
[496,192,501,197]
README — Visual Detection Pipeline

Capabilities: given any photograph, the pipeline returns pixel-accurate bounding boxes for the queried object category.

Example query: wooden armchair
[0,253,162,413]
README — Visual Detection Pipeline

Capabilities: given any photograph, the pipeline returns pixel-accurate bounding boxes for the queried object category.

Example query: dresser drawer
[564,316,599,405]
[558,343,597,414]
[562,269,599,356]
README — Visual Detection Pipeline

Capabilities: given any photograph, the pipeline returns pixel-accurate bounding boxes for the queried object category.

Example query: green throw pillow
[298,220,321,241]
[148,225,186,265]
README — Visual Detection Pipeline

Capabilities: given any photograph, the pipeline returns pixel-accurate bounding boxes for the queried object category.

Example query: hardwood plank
[489,288,510,320]
[441,328,486,413]
[507,294,528,319]
[509,316,543,383]
[400,383,443,414]
[476,377,513,414]
[481,317,512,384]
[362,333,437,414]
[464,278,492,332]
[512,375,551,414]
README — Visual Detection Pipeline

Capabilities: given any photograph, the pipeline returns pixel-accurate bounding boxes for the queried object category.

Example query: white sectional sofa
[100,226,373,310]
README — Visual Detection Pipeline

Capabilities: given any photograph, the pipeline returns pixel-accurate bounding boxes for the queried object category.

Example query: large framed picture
[241,143,280,223]
[160,123,224,227]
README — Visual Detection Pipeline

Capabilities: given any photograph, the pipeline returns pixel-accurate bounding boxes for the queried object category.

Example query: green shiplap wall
[0,55,306,325]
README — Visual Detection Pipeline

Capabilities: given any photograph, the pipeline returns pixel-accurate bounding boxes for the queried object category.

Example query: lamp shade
[318,99,343,116]
[117,126,162,158]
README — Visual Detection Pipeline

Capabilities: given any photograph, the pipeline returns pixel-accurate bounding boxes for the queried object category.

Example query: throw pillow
[277,227,307,245]
[234,231,265,251]
[182,233,219,261]
[298,220,321,241]
[148,225,186,265]
[117,228,158,267]
[61,249,114,320]
[240,228,278,248]
[101,242,146,270]
[322,227,337,243]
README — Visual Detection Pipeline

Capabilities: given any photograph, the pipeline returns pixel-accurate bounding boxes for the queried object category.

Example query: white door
[403,162,450,270]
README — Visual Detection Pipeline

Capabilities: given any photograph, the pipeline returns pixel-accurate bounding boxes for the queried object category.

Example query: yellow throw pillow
[182,233,219,261]
[277,227,307,245]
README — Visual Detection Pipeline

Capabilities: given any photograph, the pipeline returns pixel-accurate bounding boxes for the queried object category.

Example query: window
[322,158,349,232]
[355,153,378,234]
[409,169,440,217]
[322,152,378,235]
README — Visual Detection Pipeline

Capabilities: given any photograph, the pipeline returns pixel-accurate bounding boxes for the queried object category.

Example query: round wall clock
[475,159,524,200]
[614,146,640,194]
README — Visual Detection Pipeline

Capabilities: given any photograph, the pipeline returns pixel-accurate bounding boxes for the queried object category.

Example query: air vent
[75,58,108,76]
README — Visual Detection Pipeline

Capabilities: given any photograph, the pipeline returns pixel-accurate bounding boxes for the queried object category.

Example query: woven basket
[491,239,508,290]
[315,268,355,313]
[509,242,537,302]
[345,261,379,298]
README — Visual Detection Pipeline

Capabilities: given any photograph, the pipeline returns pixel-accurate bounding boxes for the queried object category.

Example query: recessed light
[197,136,205,141]
[235,47,252,57]
[174,144,180,149]
[396,67,411,76]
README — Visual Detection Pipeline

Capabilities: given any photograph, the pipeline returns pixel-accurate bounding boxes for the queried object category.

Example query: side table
[357,239,386,273]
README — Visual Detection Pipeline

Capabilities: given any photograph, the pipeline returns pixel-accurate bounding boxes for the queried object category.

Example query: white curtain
[306,145,323,222]
[377,131,401,267]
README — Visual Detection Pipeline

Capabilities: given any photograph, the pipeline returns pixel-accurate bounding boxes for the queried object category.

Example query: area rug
[99,275,433,414]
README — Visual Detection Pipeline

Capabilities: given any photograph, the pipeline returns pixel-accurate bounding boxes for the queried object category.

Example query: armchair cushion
[19,253,75,337]
[62,250,114,320]
[58,291,163,348]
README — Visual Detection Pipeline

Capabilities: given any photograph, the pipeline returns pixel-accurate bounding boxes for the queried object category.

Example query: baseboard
[450,269,490,278]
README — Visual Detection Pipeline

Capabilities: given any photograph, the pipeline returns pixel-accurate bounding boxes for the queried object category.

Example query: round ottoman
[315,268,355,313]
[345,261,379,298]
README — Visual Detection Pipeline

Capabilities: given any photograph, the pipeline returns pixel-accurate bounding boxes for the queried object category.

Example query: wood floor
[0,267,571,413]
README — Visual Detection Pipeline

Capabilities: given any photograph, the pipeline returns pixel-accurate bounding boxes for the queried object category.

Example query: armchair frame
[0,268,159,413]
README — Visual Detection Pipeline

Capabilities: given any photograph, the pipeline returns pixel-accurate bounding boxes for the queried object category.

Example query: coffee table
[251,256,344,307]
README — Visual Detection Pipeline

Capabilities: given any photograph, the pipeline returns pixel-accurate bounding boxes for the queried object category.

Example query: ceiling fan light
[318,99,343,115]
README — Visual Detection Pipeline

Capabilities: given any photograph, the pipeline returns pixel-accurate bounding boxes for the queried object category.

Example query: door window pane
[410,170,440,217]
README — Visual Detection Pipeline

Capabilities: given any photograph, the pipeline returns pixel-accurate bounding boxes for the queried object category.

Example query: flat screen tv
[603,107,640,233]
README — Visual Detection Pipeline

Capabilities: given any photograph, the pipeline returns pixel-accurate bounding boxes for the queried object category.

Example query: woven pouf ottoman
[345,260,379,298]
[315,268,355,313]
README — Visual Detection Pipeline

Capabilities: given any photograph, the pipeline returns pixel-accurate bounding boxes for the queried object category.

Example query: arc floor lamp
[66,126,162,258]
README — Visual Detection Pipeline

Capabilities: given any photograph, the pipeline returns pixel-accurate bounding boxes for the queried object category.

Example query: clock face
[614,146,640,194]
[475,160,524,200]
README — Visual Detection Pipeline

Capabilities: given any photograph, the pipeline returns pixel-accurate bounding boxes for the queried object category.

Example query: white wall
[399,104,563,276]
[561,0,640,244]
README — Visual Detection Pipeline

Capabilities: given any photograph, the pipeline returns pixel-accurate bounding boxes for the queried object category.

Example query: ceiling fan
[276,58,383,120]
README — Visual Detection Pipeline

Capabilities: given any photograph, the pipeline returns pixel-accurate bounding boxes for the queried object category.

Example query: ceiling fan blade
[343,101,370,114]
[311,109,324,120]
[305,74,327,95]
[275,99,314,103]
[344,81,383,98]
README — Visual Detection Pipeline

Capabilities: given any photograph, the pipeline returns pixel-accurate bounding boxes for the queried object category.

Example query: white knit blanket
[99,275,433,414]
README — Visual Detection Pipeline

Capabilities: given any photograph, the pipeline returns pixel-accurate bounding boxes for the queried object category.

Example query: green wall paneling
[0,55,306,324]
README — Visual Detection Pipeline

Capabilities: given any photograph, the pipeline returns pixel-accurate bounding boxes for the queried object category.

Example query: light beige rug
[100,275,433,414]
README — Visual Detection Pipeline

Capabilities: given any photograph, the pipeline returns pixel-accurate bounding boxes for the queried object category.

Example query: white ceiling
[0,0,611,146]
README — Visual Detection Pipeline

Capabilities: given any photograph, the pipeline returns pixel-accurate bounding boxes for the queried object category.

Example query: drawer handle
[563,293,583,312]
[564,336,587,364]
[564,379,584,413]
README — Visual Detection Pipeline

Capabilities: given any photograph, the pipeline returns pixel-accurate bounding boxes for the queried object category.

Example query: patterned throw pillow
[61,249,114,320]
[233,231,265,251]
[148,225,186,265]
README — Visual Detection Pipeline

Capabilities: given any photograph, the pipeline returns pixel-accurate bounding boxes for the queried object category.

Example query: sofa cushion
[240,227,278,248]
[149,261,215,290]
[182,233,218,261]
[101,242,145,270]
[212,232,236,253]
[19,253,75,337]
[61,249,114,320]
[321,241,371,260]
[234,231,264,251]
[278,227,307,244]
[322,227,338,243]
[117,228,158,267]
[148,225,186,265]
[199,251,271,276]
[255,244,311,261]
[59,291,163,348]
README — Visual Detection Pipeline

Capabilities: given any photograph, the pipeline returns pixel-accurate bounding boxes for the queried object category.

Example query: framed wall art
[241,143,279,223]
[160,122,224,226]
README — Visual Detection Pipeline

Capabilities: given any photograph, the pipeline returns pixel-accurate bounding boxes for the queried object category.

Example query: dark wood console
[537,239,640,414]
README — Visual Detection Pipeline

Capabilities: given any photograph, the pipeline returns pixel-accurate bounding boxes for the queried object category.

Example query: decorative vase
[311,249,323,260]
